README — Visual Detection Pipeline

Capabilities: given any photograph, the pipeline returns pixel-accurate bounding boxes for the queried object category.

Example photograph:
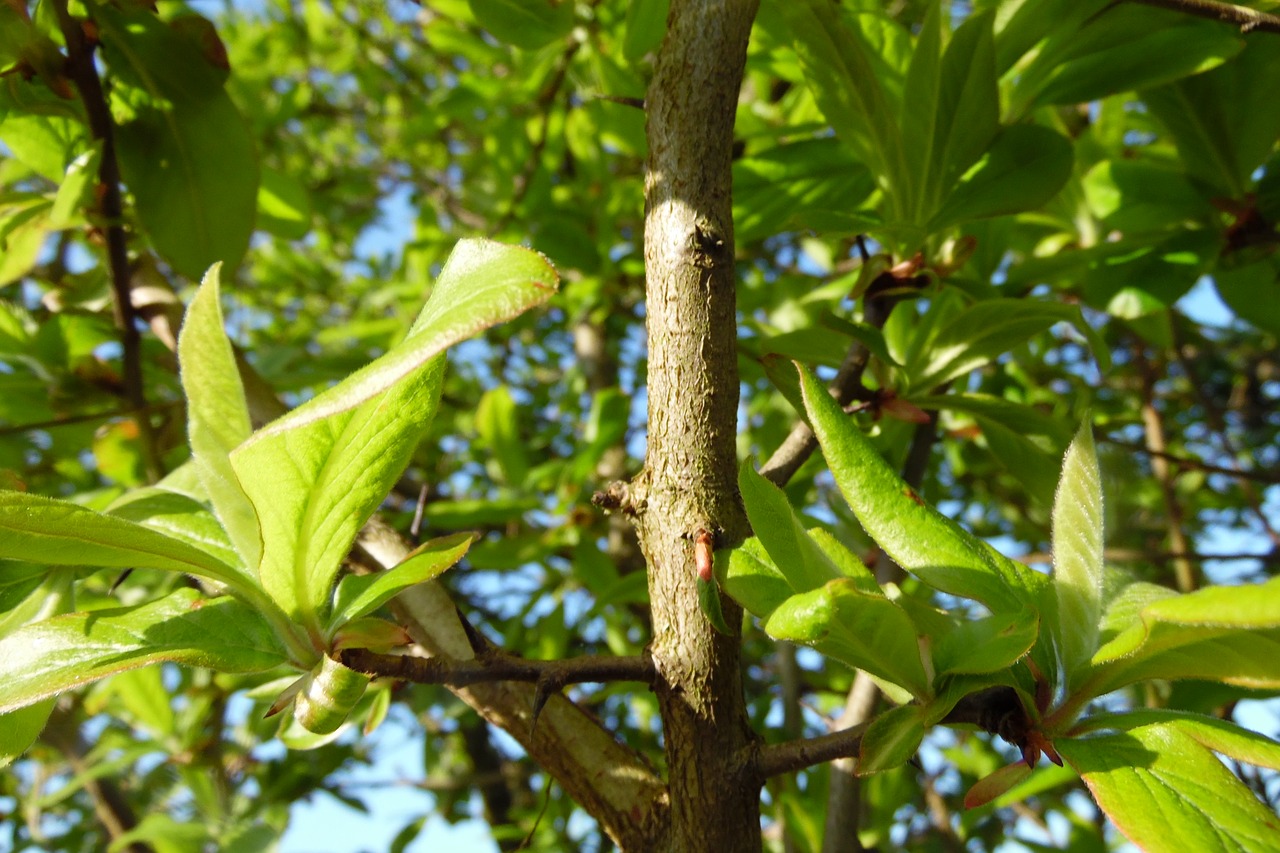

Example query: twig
[0,400,182,437]
[1125,0,1280,33]
[52,0,162,483]
[41,704,150,853]
[1134,345,1197,591]
[756,722,870,780]
[339,647,655,689]
[1018,547,1280,566]
[1101,437,1280,485]
[758,255,926,486]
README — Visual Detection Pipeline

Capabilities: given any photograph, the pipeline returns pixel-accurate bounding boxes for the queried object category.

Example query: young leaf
[1052,421,1103,685]
[230,239,557,631]
[475,386,529,486]
[763,579,929,699]
[858,704,925,775]
[328,532,475,630]
[931,607,1040,677]
[963,761,1034,809]
[796,363,1047,614]
[177,264,259,569]
[1073,710,1280,772]
[738,461,875,594]
[0,490,243,588]
[0,588,288,714]
[1085,576,1280,696]
[1057,722,1280,851]
[106,488,245,577]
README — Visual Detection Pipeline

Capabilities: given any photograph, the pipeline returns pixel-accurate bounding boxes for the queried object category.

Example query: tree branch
[756,722,870,781]
[340,647,655,690]
[1101,437,1280,484]
[52,0,162,482]
[1125,0,1280,33]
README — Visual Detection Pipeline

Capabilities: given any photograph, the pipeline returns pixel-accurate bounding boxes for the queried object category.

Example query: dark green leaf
[468,0,574,50]
[928,125,1073,231]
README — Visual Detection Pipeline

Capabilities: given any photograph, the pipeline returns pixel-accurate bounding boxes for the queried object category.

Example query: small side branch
[755,722,870,781]
[1126,0,1280,32]
[340,647,655,690]
[52,0,162,481]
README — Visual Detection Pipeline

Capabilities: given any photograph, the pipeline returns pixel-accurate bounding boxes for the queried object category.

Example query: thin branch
[52,0,162,482]
[0,400,182,437]
[1018,546,1280,566]
[756,722,870,781]
[1102,437,1280,485]
[339,647,655,689]
[1125,0,1280,33]
[1135,345,1198,591]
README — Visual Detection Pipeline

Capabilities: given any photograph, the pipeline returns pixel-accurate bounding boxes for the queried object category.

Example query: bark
[636,2,761,850]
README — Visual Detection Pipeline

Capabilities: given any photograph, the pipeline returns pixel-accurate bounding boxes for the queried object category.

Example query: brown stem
[638,1,762,849]
[756,723,870,780]
[52,0,162,483]
[1135,346,1198,592]
[1125,0,1280,32]
[340,647,655,689]
[41,705,150,853]
[1101,437,1280,485]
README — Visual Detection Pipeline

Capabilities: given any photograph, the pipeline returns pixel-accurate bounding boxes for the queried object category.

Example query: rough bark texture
[637,2,761,850]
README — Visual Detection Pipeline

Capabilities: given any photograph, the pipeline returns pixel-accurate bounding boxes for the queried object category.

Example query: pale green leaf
[177,264,260,569]
[230,239,557,629]
[329,532,474,629]
[1058,722,1280,852]
[0,588,287,714]
[1052,421,1103,684]
[764,579,929,699]
[797,363,1047,613]
[0,490,242,587]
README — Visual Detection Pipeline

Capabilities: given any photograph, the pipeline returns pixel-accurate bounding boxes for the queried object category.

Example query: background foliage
[1,0,1278,850]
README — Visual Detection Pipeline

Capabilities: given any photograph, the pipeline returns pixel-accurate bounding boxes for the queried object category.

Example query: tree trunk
[637,2,761,850]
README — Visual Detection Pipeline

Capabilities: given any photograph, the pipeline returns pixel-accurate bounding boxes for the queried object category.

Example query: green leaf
[329,532,474,629]
[733,138,877,243]
[1086,576,1280,696]
[923,10,1000,222]
[764,580,929,699]
[1082,160,1213,234]
[106,488,244,575]
[176,264,259,569]
[797,363,1047,613]
[0,588,287,714]
[256,167,312,240]
[859,704,925,775]
[1145,36,1280,196]
[230,239,557,629]
[698,574,733,636]
[0,490,243,587]
[1215,261,1280,338]
[1058,721,1280,852]
[963,760,1034,809]
[721,536,794,621]
[738,461,874,594]
[0,699,54,769]
[476,385,529,486]
[1010,4,1243,115]
[293,654,370,735]
[467,0,574,50]
[623,0,668,62]
[781,0,909,206]
[931,607,1039,677]
[1052,421,1103,685]
[1074,710,1280,772]
[928,124,1073,231]
[905,298,1107,392]
[92,1,257,276]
